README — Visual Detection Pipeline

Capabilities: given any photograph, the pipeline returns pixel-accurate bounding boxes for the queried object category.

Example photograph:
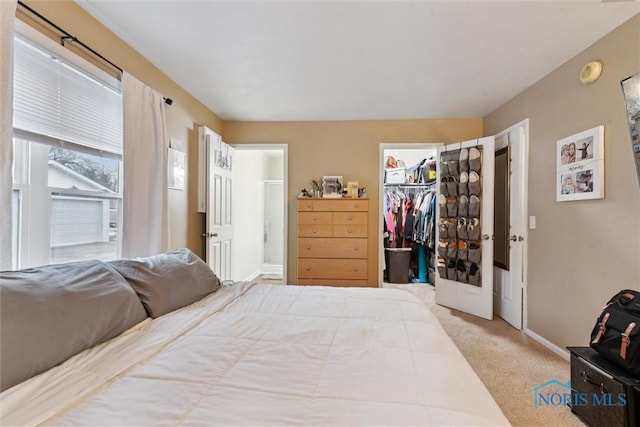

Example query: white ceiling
[75,0,639,122]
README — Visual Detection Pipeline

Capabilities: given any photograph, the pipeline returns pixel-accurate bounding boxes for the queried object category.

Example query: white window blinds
[13,36,123,156]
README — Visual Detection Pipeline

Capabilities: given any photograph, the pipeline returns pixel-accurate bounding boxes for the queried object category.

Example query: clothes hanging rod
[16,0,173,106]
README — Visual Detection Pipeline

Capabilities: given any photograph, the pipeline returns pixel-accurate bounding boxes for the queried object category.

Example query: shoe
[469,195,480,217]
[468,241,481,263]
[460,171,468,183]
[469,147,482,171]
[458,148,470,173]
[446,177,458,197]
[446,196,458,217]
[438,238,448,258]
[468,171,481,195]
[469,262,479,275]
[458,195,469,217]
[467,217,480,240]
[457,217,468,239]
[447,238,457,259]
[438,218,448,238]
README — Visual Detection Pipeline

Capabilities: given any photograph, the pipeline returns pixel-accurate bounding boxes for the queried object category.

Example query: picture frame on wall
[168,147,185,190]
[621,72,640,185]
[556,125,604,202]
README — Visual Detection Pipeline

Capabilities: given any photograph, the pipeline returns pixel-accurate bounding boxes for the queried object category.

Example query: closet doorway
[379,143,439,286]
[232,145,288,283]
[379,125,528,328]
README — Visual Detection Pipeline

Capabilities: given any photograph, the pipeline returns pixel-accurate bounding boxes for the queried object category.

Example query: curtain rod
[16,0,173,106]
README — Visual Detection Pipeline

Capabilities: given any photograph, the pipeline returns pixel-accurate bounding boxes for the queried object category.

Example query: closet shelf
[383,183,435,187]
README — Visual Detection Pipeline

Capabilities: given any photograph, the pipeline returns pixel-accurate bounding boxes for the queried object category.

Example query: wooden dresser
[297,198,369,287]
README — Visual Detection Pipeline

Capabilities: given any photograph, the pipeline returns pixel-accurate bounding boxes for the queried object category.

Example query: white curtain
[122,72,169,258]
[0,0,17,270]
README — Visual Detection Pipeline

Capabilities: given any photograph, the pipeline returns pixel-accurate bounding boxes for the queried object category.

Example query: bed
[0,249,510,426]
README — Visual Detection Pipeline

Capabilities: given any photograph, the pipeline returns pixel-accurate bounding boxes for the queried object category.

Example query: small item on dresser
[590,289,640,376]
[322,176,343,198]
[347,181,359,198]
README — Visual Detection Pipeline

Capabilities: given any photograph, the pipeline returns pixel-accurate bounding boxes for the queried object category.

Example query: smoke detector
[580,61,603,85]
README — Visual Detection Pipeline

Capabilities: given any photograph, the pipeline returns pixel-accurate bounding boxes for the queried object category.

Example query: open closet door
[435,137,495,320]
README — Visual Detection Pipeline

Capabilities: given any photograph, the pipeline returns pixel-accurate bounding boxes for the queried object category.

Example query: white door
[205,133,234,281]
[493,121,528,329]
[435,136,495,320]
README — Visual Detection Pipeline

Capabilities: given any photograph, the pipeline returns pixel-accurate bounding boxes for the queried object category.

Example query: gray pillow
[0,260,147,392]
[108,248,221,318]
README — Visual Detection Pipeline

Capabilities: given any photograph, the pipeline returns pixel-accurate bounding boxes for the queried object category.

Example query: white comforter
[0,283,510,426]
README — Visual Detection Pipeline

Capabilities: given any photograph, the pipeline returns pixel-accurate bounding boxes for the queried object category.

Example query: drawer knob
[354,247,359,251]
[348,216,352,221]
[313,215,318,220]
[305,203,312,208]
[305,267,311,271]
[306,245,311,250]
[353,267,359,271]
[348,229,353,234]
[355,203,359,208]
[312,229,317,234]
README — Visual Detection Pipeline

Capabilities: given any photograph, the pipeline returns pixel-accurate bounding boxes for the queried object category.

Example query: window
[12,27,123,268]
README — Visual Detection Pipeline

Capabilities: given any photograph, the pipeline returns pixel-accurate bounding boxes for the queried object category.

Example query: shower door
[262,180,284,272]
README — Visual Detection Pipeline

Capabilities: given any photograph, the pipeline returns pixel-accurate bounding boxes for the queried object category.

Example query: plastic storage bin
[385,247,412,283]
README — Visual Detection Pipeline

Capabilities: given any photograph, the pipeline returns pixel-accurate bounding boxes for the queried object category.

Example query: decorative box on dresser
[297,198,370,287]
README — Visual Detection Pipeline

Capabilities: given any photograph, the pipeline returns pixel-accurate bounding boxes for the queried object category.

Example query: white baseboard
[524,328,570,362]
[243,270,261,282]
[260,263,283,274]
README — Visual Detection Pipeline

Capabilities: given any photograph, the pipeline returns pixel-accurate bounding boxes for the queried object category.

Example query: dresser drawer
[315,199,368,212]
[298,259,367,280]
[332,212,367,225]
[298,212,332,225]
[297,199,368,212]
[298,224,332,238]
[298,238,367,259]
[297,279,370,287]
[333,224,367,238]
[297,199,316,211]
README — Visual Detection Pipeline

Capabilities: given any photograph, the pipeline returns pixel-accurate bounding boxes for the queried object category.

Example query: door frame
[493,119,529,331]
[231,144,288,284]
[378,142,441,286]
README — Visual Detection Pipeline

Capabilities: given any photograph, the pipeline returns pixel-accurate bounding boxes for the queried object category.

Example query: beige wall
[20,0,222,258]
[484,14,640,350]
[223,120,483,285]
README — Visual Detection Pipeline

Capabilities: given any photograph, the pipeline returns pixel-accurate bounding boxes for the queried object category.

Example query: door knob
[509,235,517,242]
[481,234,491,240]
[201,232,218,238]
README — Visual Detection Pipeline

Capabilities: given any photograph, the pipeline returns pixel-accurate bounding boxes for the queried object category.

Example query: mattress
[0,283,510,426]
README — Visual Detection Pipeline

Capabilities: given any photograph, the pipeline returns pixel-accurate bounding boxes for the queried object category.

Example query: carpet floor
[384,283,586,427]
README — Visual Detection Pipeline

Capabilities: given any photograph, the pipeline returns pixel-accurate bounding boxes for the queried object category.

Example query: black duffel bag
[590,289,640,377]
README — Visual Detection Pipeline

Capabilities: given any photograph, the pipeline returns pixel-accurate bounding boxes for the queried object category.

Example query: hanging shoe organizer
[437,146,483,286]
